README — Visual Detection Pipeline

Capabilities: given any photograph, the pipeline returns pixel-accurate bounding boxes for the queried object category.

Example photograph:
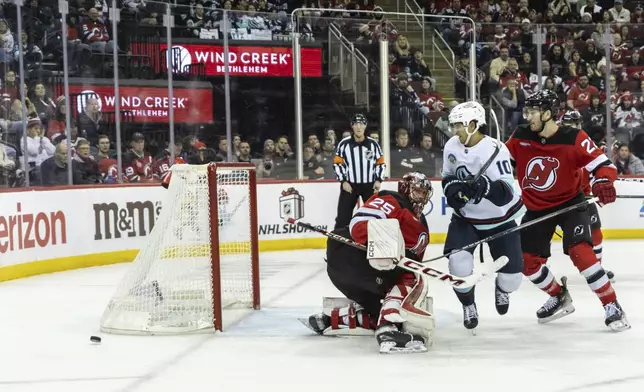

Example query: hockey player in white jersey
[441,101,526,330]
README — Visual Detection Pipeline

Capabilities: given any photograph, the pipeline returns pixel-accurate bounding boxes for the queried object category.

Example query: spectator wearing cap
[21,117,55,183]
[188,141,217,164]
[609,0,630,22]
[613,143,644,174]
[78,97,102,145]
[123,133,155,183]
[47,96,68,138]
[633,4,644,23]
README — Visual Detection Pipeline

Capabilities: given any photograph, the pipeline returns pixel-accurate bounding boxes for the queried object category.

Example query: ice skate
[300,312,331,335]
[494,284,510,315]
[604,301,631,332]
[375,323,427,354]
[537,276,575,324]
[462,303,479,331]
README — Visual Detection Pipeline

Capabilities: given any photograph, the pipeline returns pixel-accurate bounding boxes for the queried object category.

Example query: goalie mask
[448,101,487,146]
[398,172,433,216]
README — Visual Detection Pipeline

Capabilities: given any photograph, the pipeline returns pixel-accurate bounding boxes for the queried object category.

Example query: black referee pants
[334,182,375,230]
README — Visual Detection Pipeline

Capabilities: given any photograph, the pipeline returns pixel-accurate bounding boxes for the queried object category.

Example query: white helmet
[448,101,487,145]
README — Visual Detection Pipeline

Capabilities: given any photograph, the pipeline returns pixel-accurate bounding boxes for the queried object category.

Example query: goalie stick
[286,218,508,289]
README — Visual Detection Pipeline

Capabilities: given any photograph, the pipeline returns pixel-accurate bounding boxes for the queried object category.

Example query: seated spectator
[302,144,324,180]
[489,45,510,86]
[392,35,413,66]
[608,0,630,23]
[499,57,529,90]
[318,137,336,179]
[52,121,82,150]
[81,8,116,54]
[216,136,229,161]
[567,74,599,111]
[73,139,101,183]
[40,141,87,186]
[237,140,252,163]
[188,141,218,164]
[417,77,444,112]
[613,143,644,174]
[580,0,603,22]
[154,140,184,182]
[390,127,417,178]
[0,139,19,187]
[406,50,432,81]
[21,117,55,183]
[78,97,102,145]
[47,96,67,138]
[498,78,526,132]
[417,133,439,177]
[93,133,115,161]
[29,83,56,124]
[13,30,43,70]
[582,94,607,143]
[0,19,14,63]
[613,93,643,144]
[123,132,155,182]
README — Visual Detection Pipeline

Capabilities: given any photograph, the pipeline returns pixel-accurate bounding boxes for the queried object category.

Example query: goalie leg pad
[302,298,375,336]
[400,274,435,345]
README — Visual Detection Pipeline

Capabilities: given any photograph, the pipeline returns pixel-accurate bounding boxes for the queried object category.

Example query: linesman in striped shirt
[333,114,386,229]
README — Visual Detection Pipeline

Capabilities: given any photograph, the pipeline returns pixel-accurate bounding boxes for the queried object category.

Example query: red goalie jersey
[349,190,430,261]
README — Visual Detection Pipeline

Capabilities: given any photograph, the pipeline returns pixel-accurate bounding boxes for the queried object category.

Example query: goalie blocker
[302,173,435,354]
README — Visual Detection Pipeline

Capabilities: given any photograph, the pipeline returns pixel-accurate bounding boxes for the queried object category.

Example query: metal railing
[489,94,507,140]
[431,28,456,90]
[328,24,370,109]
[404,0,425,54]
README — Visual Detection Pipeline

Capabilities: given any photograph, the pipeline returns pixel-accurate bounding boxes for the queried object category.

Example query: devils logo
[522,156,561,191]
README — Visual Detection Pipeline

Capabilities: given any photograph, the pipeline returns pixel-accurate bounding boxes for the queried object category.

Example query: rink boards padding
[0,178,643,282]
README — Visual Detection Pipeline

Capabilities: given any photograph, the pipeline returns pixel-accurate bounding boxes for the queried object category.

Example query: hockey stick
[286,218,508,289]
[424,197,600,264]
[467,139,501,184]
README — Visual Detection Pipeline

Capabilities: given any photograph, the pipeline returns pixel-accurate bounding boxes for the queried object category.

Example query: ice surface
[0,242,643,392]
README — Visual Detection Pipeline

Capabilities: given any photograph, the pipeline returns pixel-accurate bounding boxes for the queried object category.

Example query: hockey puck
[90,336,102,344]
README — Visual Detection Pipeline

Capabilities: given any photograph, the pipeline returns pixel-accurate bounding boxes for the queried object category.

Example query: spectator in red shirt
[567,74,599,111]
[81,8,116,54]
[123,133,155,183]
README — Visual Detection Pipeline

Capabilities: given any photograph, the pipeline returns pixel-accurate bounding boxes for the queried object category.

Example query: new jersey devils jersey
[506,125,616,211]
[349,190,430,261]
[581,169,591,196]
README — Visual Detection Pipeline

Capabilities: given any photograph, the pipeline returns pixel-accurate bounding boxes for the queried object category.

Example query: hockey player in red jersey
[303,172,435,353]
[561,110,615,282]
[506,90,629,331]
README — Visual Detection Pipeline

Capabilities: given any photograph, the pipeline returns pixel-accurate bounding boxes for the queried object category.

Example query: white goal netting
[100,164,258,334]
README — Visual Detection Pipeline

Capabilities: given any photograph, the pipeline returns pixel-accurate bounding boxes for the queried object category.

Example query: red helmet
[398,172,433,216]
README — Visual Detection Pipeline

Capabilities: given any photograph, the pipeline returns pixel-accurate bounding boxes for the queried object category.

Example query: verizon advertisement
[68,84,213,124]
[161,44,323,77]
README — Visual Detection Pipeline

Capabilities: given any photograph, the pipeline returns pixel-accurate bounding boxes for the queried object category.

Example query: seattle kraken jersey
[442,136,525,230]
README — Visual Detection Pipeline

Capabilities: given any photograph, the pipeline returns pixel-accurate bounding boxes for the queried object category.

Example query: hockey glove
[443,176,472,210]
[465,175,491,204]
[592,178,616,206]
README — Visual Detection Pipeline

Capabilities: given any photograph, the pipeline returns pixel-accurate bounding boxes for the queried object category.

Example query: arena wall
[1,178,643,282]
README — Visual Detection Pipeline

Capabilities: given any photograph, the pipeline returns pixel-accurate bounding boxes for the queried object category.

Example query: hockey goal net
[100,163,260,334]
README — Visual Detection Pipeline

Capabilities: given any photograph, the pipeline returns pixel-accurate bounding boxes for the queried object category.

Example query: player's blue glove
[464,175,491,204]
[442,175,472,210]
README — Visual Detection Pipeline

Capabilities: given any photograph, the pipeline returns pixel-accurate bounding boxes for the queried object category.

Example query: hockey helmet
[524,89,560,119]
[448,101,487,145]
[448,101,487,129]
[398,172,433,216]
[351,113,368,125]
[561,109,582,126]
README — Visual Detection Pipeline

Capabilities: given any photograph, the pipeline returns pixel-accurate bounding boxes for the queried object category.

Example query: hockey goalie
[302,172,435,354]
